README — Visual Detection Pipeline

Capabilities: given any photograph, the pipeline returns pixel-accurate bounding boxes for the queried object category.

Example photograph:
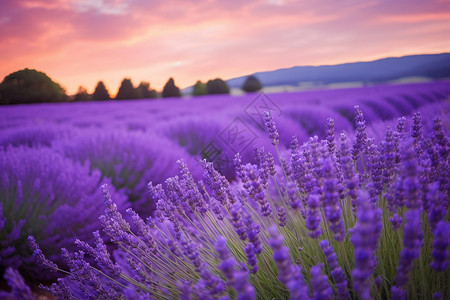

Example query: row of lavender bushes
[2,106,448,299]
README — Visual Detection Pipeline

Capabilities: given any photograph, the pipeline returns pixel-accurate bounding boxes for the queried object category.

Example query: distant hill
[224,53,450,89]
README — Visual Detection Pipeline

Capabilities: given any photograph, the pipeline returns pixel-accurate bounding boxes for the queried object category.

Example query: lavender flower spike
[269,225,294,285]
[215,236,255,300]
[349,191,382,300]
[28,235,59,271]
[2,267,33,300]
[391,209,424,299]
[305,193,322,239]
[430,221,450,272]
[311,263,333,300]
[268,226,309,299]
[351,105,368,161]
[322,153,345,241]
[244,243,258,274]
[320,240,350,299]
[326,117,336,156]
[264,110,279,146]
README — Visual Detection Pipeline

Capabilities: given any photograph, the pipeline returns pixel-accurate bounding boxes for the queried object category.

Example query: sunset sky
[1,0,450,95]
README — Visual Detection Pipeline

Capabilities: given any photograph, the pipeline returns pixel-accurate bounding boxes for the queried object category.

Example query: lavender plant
[28,107,449,299]
[0,147,127,282]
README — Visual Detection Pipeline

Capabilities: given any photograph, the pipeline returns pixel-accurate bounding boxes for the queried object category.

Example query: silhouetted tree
[162,77,181,98]
[0,68,67,104]
[136,81,157,99]
[192,80,207,96]
[206,78,229,95]
[91,81,111,100]
[242,75,262,93]
[116,78,139,100]
[73,86,91,101]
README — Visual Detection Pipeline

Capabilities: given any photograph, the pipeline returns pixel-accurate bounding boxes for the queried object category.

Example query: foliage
[192,80,207,96]
[206,78,230,94]
[136,82,158,99]
[162,77,181,98]
[0,68,67,104]
[116,78,139,100]
[28,108,450,299]
[242,75,262,93]
[72,86,91,102]
[91,81,111,100]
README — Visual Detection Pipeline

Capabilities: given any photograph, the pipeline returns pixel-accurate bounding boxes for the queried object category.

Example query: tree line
[0,68,263,105]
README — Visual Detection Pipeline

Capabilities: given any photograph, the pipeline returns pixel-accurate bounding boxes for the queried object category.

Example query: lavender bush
[28,106,449,299]
[54,129,199,215]
[0,147,127,281]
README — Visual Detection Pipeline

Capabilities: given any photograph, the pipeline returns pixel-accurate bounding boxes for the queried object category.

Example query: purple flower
[178,280,193,300]
[326,117,336,156]
[382,126,397,185]
[40,278,72,299]
[286,265,310,300]
[215,236,235,280]
[1,267,33,300]
[196,266,225,297]
[427,182,446,232]
[398,142,422,209]
[286,182,301,211]
[245,216,262,254]
[268,226,309,299]
[311,263,333,300]
[320,240,349,299]
[127,208,157,253]
[201,160,230,206]
[244,243,258,274]
[391,209,424,296]
[411,112,422,141]
[180,238,203,272]
[264,111,279,146]
[338,132,358,209]
[389,213,403,231]
[305,193,322,239]
[229,203,248,240]
[75,231,122,279]
[62,248,122,299]
[430,221,450,272]
[215,237,255,300]
[280,156,292,177]
[254,146,269,187]
[365,141,383,199]
[267,152,277,176]
[290,139,307,193]
[349,192,382,300]
[351,106,368,161]
[233,268,256,300]
[268,226,294,285]
[243,164,272,217]
[234,153,247,183]
[321,153,345,241]
[277,206,287,227]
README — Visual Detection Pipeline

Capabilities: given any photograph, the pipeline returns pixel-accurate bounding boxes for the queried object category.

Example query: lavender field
[1,81,449,299]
